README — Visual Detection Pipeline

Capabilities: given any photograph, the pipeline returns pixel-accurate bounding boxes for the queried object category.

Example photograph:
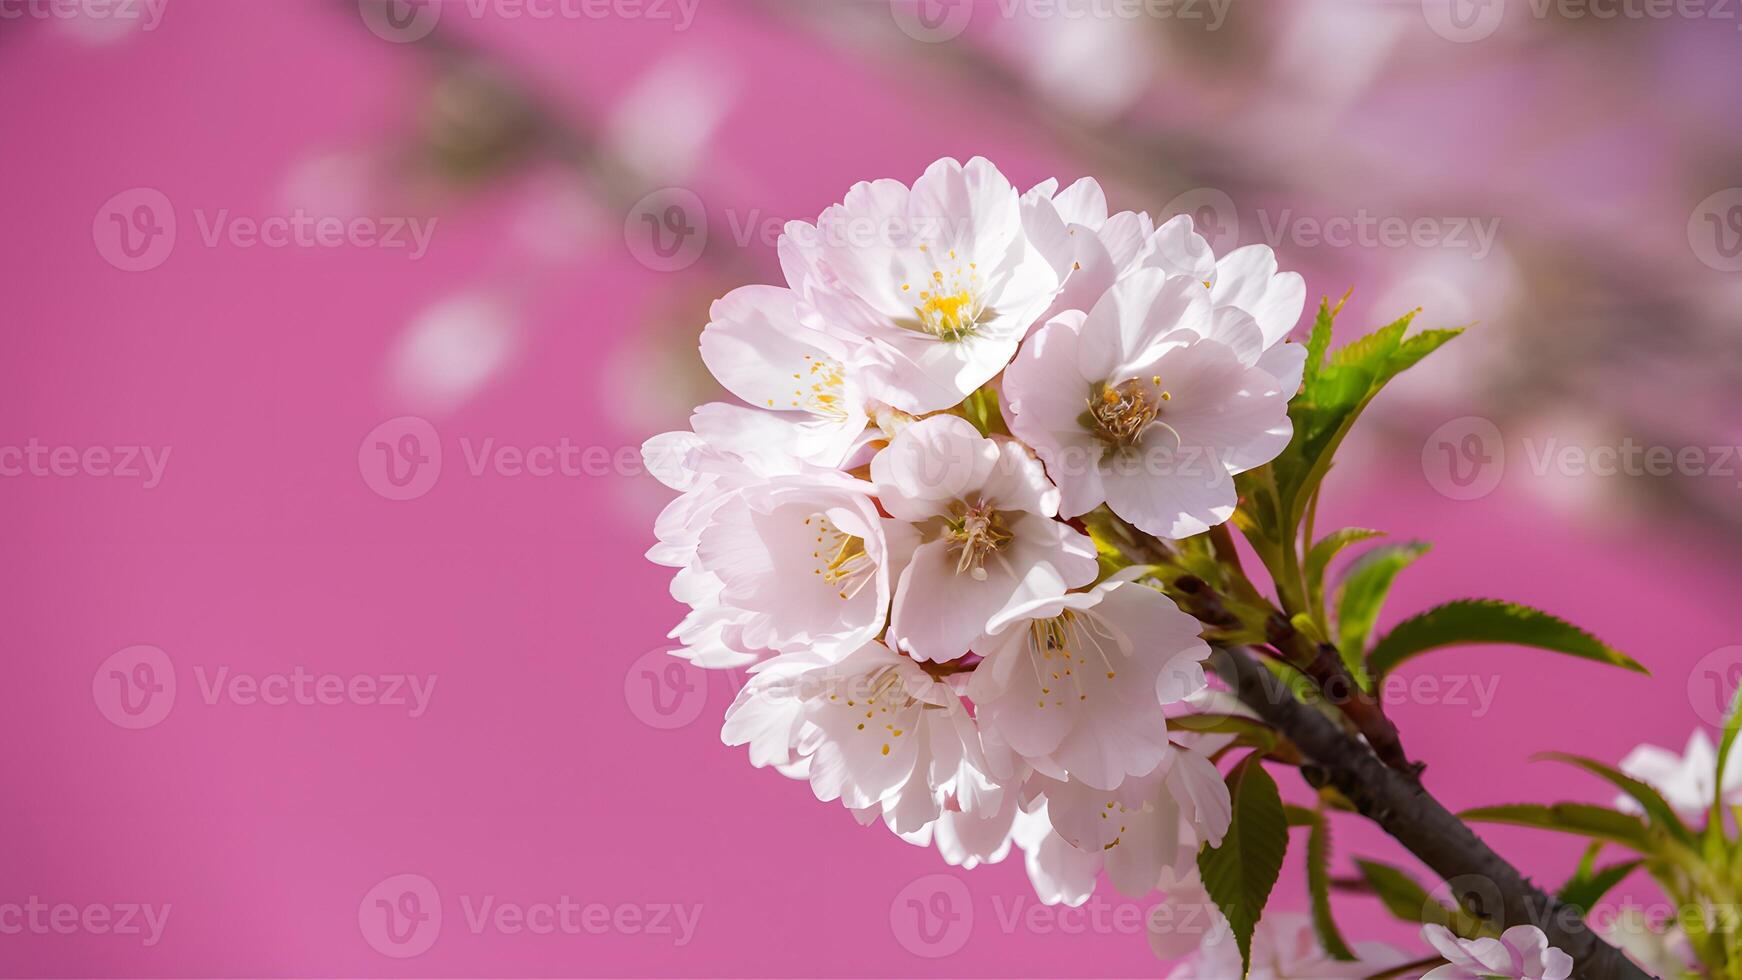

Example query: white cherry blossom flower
[723,643,991,834]
[645,159,1329,964]
[643,406,831,667]
[1602,908,1699,979]
[1030,744,1230,902]
[1011,800,1103,907]
[1022,177,1170,321]
[690,473,916,663]
[781,156,1062,414]
[1168,912,1415,978]
[1003,267,1294,538]
[1144,863,1221,961]
[1024,178,1305,391]
[699,284,870,468]
[871,414,1099,661]
[968,573,1210,791]
[1421,923,1573,980]
[1615,728,1742,819]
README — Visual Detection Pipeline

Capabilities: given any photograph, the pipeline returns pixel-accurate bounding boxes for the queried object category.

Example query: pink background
[4,0,1740,975]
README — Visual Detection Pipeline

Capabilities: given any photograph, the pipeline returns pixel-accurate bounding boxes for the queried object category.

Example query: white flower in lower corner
[699,284,870,468]
[1003,267,1293,538]
[779,156,1062,414]
[723,642,988,834]
[1167,912,1415,979]
[1421,924,1573,980]
[1031,744,1230,902]
[872,414,1099,662]
[968,573,1210,791]
[1602,908,1699,979]
[1615,729,1742,819]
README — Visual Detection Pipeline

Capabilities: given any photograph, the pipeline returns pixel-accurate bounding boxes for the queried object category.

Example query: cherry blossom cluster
[641,157,1308,920]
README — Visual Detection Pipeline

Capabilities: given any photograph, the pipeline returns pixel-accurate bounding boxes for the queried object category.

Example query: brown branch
[1261,610,1414,774]
[1213,645,1649,980]
[1102,520,1416,773]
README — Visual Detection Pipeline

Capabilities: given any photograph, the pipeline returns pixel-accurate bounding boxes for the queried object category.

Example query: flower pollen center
[944,501,1010,581]
[903,248,985,342]
[1083,376,1174,450]
[781,354,849,420]
[805,514,874,601]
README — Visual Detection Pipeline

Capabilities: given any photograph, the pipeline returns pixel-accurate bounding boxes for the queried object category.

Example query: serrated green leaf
[1334,541,1431,684]
[1305,811,1357,960]
[1459,803,1653,852]
[1304,528,1385,620]
[1713,683,1742,839]
[1198,755,1290,976]
[1557,855,1644,911]
[1348,859,1482,936]
[1261,305,1462,554]
[1302,292,1344,388]
[1282,804,1318,827]
[1533,752,1692,843]
[1367,599,1646,679]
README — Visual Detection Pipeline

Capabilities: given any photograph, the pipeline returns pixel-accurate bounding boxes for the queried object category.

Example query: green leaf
[1169,714,1299,764]
[1302,291,1344,388]
[955,385,1008,437]
[1713,682,1742,839]
[1239,300,1460,581]
[1459,803,1654,852]
[1333,541,1431,684]
[1282,804,1319,828]
[1272,311,1460,536]
[1199,755,1290,976]
[1304,528,1385,620]
[1367,599,1647,679]
[1557,850,1643,912]
[1304,811,1357,960]
[1348,859,1483,936]
[1533,752,1692,842]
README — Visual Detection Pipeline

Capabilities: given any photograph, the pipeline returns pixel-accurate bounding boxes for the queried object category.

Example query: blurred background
[3,0,1740,974]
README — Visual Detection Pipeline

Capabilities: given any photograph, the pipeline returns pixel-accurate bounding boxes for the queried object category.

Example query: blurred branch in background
[339,0,1739,544]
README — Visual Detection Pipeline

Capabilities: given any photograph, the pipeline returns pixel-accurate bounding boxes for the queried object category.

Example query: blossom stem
[1212,644,1649,980]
